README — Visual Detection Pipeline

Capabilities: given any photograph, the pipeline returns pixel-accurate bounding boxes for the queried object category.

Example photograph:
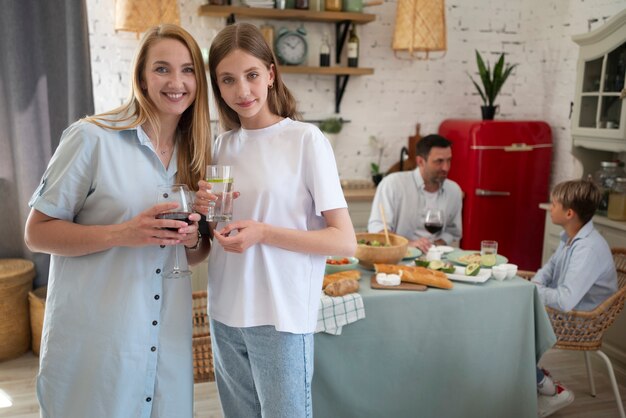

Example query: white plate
[436,245,454,254]
[446,266,491,284]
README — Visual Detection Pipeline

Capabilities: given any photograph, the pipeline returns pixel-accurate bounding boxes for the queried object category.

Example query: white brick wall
[86,0,626,184]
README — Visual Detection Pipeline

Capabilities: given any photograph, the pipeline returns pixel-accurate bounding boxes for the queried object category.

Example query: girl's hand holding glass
[213,219,265,253]
[195,179,241,217]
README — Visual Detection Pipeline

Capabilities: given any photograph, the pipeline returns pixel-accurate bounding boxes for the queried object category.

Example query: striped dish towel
[315,292,365,335]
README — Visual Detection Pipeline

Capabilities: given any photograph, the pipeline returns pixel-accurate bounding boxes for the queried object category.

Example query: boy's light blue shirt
[532,220,617,312]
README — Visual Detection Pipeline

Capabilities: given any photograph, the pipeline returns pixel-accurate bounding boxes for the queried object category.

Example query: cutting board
[370,275,427,291]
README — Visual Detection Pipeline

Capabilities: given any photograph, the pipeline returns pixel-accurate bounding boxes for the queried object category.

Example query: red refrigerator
[438,119,552,271]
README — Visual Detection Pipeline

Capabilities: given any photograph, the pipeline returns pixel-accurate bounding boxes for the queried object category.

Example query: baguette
[323,270,361,289]
[324,278,360,296]
[374,264,453,289]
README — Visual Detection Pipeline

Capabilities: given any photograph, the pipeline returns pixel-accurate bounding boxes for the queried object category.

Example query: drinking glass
[205,165,234,222]
[156,184,193,279]
[424,208,444,241]
[480,240,498,267]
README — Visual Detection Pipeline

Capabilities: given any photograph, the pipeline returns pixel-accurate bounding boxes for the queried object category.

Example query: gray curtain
[0,0,94,287]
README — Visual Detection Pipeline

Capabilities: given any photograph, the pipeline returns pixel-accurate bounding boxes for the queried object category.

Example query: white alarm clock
[274,26,308,66]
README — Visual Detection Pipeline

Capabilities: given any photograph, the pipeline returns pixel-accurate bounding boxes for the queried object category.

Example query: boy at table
[532,179,618,417]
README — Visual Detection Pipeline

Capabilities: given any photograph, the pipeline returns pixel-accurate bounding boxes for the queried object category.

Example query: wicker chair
[192,291,215,383]
[520,248,626,418]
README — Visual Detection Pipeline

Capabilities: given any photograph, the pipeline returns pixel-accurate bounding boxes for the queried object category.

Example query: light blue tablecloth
[312,274,556,418]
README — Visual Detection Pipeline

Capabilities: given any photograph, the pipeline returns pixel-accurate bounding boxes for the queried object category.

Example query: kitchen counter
[341,181,376,231]
[343,187,376,202]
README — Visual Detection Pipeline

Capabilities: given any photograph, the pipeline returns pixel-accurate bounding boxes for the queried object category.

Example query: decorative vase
[481,105,497,120]
[372,174,383,186]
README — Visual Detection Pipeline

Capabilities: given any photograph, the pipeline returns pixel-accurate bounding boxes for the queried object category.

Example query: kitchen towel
[316,293,365,335]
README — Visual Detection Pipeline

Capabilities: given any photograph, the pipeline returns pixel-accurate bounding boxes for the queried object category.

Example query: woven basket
[0,259,36,361]
[192,291,214,383]
[392,0,446,59]
[115,0,180,34]
[29,286,47,356]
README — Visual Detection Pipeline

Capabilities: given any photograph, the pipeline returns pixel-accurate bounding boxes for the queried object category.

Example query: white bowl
[426,249,443,261]
[500,263,518,279]
[491,265,508,281]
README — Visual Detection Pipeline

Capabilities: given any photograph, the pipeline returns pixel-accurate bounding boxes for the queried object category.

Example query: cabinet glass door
[578,42,626,130]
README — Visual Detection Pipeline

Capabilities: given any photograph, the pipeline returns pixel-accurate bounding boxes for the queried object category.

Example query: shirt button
[156,268,161,274]
[154,295,160,300]
[160,245,166,248]
[151,346,156,352]
[152,320,158,326]
[146,397,152,402]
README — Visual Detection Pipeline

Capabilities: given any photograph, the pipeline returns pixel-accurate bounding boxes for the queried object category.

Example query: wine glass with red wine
[424,208,444,242]
[156,184,193,279]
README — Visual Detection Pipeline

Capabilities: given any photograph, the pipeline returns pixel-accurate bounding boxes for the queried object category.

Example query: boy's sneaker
[537,372,557,396]
[537,383,575,417]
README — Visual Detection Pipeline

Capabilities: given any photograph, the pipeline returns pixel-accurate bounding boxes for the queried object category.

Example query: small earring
[268,84,273,89]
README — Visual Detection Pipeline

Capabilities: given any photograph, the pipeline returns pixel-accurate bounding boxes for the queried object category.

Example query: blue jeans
[210,319,314,418]
[537,366,545,384]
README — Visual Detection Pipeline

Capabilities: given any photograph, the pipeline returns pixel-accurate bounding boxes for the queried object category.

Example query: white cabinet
[572,9,626,152]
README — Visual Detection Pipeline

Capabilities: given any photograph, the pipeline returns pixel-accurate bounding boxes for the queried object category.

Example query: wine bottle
[295,0,309,10]
[347,25,359,68]
[320,33,330,67]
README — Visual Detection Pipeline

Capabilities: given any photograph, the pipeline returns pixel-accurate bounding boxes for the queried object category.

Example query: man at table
[367,134,462,253]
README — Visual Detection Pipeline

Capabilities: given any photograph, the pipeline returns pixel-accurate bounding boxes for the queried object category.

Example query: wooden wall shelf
[198,5,376,24]
[279,66,374,75]
[198,4,377,113]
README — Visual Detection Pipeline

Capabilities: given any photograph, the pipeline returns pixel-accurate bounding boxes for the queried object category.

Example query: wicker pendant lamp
[115,0,180,35]
[392,0,446,60]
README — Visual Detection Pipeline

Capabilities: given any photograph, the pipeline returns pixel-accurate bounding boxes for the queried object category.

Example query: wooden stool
[0,259,36,361]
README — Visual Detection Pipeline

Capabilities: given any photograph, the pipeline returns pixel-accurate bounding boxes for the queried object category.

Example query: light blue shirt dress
[28,120,194,418]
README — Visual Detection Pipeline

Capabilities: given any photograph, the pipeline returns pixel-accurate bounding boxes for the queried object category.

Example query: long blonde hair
[84,24,211,190]
[208,22,300,131]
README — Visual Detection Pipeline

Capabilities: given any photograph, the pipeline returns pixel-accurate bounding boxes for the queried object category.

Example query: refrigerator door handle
[475,188,511,196]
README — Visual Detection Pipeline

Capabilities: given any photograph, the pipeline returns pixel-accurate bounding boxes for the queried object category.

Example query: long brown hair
[84,24,211,190]
[208,22,300,131]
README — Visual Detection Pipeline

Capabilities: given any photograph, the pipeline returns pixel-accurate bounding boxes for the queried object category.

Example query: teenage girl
[194,22,356,417]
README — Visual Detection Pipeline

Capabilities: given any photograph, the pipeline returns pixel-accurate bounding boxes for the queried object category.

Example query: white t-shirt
[207,118,347,334]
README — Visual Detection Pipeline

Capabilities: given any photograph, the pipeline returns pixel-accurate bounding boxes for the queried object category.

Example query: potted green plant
[369,135,386,186]
[467,50,518,120]
[318,117,343,134]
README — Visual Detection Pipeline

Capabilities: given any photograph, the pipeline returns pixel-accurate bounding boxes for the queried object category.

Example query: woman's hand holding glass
[155,184,200,278]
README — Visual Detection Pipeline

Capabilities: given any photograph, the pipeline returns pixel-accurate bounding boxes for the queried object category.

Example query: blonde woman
[24,24,211,418]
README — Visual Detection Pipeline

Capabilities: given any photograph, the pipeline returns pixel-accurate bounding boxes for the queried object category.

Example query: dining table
[312,263,556,418]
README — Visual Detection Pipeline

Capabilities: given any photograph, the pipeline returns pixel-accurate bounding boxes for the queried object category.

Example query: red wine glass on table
[424,208,443,243]
[156,184,193,279]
